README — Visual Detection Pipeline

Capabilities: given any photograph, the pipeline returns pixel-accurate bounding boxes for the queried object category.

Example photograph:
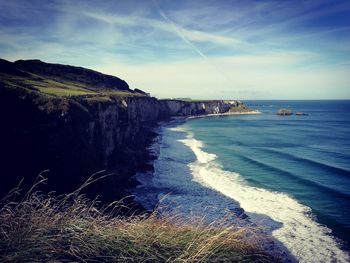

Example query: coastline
[133,109,350,263]
[132,112,297,262]
[132,108,261,210]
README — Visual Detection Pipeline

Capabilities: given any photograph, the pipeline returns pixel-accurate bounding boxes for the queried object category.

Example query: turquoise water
[135,100,350,262]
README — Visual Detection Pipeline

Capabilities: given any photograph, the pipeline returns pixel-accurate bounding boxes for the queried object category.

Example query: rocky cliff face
[0,92,248,202]
[0,58,251,203]
[85,97,247,164]
[158,99,246,116]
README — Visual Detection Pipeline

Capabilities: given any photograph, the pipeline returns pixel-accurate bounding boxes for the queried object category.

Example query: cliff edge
[0,58,252,202]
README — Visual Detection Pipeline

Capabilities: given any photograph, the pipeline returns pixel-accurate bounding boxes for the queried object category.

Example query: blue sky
[0,0,350,99]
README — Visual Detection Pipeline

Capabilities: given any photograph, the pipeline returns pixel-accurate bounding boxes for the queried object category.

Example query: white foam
[186,110,261,120]
[180,132,350,263]
[184,137,217,164]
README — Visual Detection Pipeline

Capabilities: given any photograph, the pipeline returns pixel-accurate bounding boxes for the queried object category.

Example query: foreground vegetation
[0,175,279,263]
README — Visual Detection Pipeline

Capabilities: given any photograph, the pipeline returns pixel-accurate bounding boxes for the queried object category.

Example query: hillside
[0,58,147,98]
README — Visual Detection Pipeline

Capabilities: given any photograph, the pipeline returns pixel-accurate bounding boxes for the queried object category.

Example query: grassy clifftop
[0,58,147,99]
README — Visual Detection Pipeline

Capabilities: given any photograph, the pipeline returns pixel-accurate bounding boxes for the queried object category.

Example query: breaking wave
[180,128,349,263]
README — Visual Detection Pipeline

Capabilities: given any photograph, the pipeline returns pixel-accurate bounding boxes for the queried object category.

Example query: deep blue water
[135,100,350,262]
[188,100,350,246]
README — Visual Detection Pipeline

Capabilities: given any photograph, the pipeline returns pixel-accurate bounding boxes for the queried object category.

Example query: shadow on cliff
[0,86,158,210]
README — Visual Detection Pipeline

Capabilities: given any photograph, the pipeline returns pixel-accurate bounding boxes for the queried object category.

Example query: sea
[133,100,350,262]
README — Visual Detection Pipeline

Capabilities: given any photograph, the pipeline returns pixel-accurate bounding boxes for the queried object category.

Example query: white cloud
[82,10,243,46]
[1,0,349,100]
[91,54,350,100]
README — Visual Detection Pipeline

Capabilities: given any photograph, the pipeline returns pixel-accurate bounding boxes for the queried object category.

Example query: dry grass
[0,173,278,263]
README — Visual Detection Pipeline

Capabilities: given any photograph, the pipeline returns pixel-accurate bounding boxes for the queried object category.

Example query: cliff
[0,58,251,202]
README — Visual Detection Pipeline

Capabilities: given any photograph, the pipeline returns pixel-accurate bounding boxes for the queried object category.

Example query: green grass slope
[0,58,147,99]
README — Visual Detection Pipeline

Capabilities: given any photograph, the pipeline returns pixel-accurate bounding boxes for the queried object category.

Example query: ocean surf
[134,100,350,262]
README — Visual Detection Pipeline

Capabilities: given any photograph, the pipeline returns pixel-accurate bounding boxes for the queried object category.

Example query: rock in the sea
[277,108,293,116]
[296,112,309,116]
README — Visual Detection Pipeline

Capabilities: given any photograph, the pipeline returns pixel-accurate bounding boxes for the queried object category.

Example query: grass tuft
[0,174,279,262]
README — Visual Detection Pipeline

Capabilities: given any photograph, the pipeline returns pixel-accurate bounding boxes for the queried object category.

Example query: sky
[0,0,350,99]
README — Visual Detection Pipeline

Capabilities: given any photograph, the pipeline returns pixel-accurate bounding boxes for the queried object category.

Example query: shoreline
[133,116,297,262]
[133,109,350,262]
[132,109,261,208]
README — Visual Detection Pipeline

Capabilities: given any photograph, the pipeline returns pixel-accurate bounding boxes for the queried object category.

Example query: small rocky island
[277,108,293,115]
[277,108,309,116]
[296,112,309,116]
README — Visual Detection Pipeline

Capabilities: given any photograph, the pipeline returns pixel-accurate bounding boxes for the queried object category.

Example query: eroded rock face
[88,98,245,162]
[0,90,249,202]
[158,99,245,117]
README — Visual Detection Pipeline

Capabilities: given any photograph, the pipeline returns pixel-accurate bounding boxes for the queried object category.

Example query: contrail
[157,6,233,86]
[158,8,208,61]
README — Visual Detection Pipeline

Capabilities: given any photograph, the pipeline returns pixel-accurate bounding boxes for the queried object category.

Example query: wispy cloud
[158,8,208,60]
[0,0,349,99]
[82,9,243,46]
